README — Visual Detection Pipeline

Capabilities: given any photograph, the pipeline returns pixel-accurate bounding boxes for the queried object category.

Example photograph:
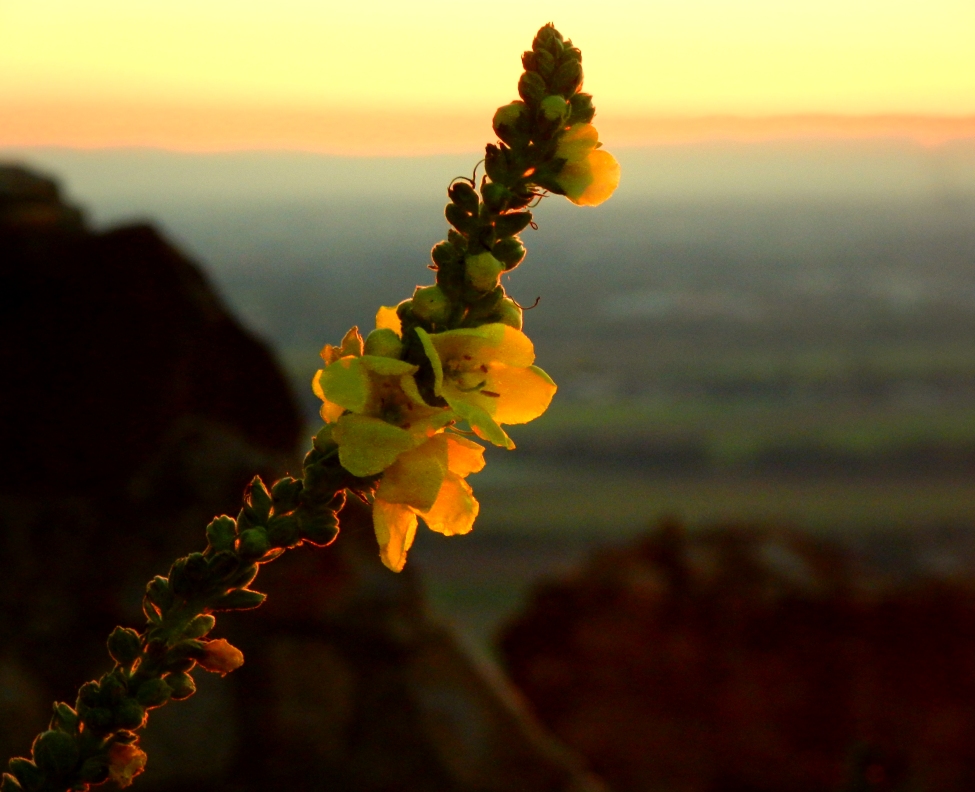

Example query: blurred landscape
[7,138,975,659]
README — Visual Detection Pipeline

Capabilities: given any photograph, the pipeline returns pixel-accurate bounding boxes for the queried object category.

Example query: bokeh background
[3,2,975,790]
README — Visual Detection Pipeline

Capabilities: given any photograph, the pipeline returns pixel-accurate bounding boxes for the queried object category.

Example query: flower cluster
[313,23,618,571]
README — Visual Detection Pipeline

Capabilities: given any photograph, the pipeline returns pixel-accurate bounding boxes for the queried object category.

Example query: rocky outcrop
[501,518,975,792]
[0,164,602,792]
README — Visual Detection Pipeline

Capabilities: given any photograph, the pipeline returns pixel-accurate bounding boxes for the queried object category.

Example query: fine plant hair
[2,23,618,792]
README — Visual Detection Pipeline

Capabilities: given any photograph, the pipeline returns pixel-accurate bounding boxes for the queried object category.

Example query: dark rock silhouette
[0,165,602,792]
[500,517,975,792]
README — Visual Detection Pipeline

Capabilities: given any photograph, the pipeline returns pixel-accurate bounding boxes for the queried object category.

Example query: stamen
[481,390,501,397]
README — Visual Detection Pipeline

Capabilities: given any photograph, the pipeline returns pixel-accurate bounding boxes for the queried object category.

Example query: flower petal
[317,357,369,413]
[376,305,402,337]
[446,434,486,476]
[332,414,418,477]
[419,472,479,536]
[556,123,599,161]
[429,324,535,369]
[573,149,620,207]
[415,327,445,397]
[340,326,364,357]
[360,355,418,377]
[485,363,557,425]
[376,434,448,511]
[446,395,514,449]
[373,499,418,572]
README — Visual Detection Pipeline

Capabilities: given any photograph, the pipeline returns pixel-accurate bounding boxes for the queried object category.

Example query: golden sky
[2,0,974,153]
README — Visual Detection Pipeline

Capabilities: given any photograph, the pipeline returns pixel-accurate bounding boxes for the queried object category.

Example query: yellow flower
[372,431,485,571]
[553,123,620,207]
[416,323,556,450]
[108,743,148,789]
[313,321,452,478]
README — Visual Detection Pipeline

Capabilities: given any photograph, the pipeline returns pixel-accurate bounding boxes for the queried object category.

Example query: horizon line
[2,104,974,156]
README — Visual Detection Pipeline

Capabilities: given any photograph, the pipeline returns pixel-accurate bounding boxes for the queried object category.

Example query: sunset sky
[2,0,974,153]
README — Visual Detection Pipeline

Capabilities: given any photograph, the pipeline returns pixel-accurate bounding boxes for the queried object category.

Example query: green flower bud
[166,672,196,701]
[445,202,475,234]
[447,181,479,215]
[466,252,504,291]
[0,773,24,792]
[107,627,142,667]
[246,476,272,522]
[267,513,301,548]
[533,49,556,78]
[135,678,171,708]
[496,298,524,330]
[431,240,460,268]
[115,699,146,730]
[183,552,208,583]
[145,575,173,610]
[481,181,511,213]
[568,92,595,125]
[237,527,270,559]
[551,58,583,95]
[364,328,403,358]
[493,101,526,143]
[205,515,237,553]
[51,702,79,733]
[32,730,79,778]
[298,507,340,547]
[491,236,527,270]
[411,285,451,324]
[494,211,533,238]
[540,95,569,122]
[270,477,302,513]
[518,71,547,105]
[7,759,42,792]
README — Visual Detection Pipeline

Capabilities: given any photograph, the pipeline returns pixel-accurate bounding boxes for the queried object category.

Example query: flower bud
[411,285,451,324]
[32,730,79,779]
[491,236,527,270]
[496,298,524,330]
[533,49,556,78]
[493,101,525,138]
[115,699,146,730]
[447,181,479,215]
[237,527,269,559]
[364,328,403,359]
[166,671,196,700]
[267,513,301,548]
[107,743,147,789]
[540,95,569,122]
[517,71,547,105]
[205,515,237,553]
[107,627,142,667]
[197,638,244,676]
[134,678,171,708]
[182,614,216,639]
[551,58,583,95]
[568,92,595,125]
[466,252,504,291]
